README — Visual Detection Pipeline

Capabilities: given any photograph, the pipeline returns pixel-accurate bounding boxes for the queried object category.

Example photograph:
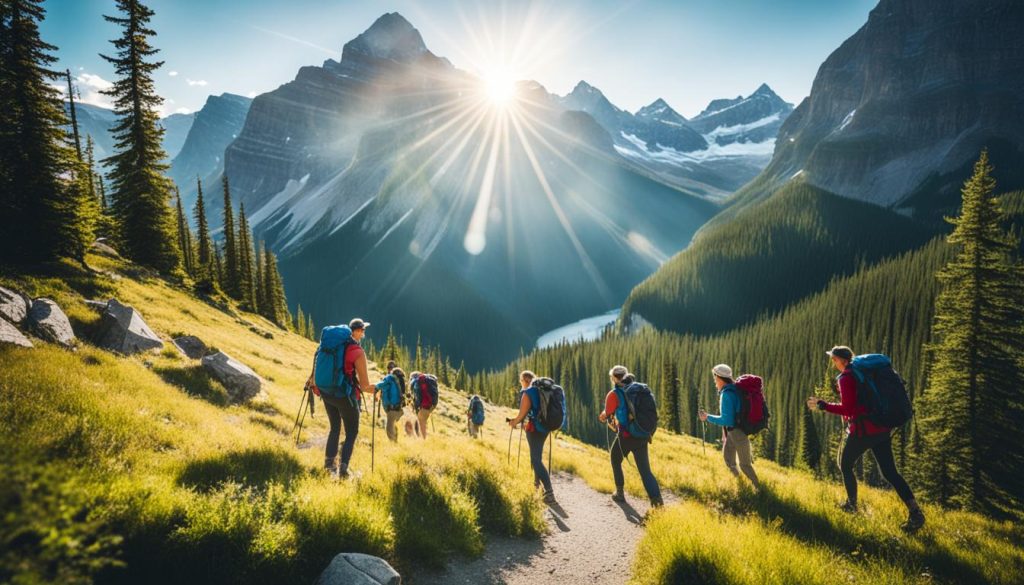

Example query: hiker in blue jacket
[700,363,760,489]
[508,370,557,504]
[375,361,406,442]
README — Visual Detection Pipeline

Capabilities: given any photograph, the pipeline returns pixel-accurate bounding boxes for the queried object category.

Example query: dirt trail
[416,472,669,585]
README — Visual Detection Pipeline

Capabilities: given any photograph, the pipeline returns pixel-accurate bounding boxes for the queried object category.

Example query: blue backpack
[469,395,485,426]
[380,375,403,410]
[313,325,357,399]
[849,354,913,429]
[614,382,659,439]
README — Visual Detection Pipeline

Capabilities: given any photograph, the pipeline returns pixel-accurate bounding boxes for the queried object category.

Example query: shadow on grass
[153,364,230,407]
[177,448,305,493]
[390,467,482,568]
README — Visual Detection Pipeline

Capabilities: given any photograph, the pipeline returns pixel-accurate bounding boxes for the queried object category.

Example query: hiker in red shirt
[599,365,663,508]
[806,345,924,532]
[317,318,375,478]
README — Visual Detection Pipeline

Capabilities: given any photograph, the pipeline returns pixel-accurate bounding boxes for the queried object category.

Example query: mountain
[754,0,1024,213]
[168,93,252,196]
[688,83,794,147]
[222,13,716,367]
[635,98,688,126]
[64,102,195,161]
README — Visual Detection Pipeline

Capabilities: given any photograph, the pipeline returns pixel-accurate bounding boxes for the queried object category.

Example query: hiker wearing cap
[409,370,439,439]
[375,361,406,443]
[807,346,924,532]
[600,365,664,507]
[700,364,760,490]
[316,318,375,478]
[508,370,557,504]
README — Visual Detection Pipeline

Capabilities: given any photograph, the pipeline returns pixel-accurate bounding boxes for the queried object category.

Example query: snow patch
[837,109,856,132]
[617,132,775,163]
[703,113,780,141]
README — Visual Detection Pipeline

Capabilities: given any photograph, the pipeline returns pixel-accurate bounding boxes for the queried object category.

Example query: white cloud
[168,70,179,77]
[174,107,192,115]
[186,78,208,87]
[54,72,115,109]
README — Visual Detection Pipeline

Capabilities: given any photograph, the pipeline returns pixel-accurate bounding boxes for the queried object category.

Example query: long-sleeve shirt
[705,385,739,428]
[822,369,889,436]
[603,386,635,438]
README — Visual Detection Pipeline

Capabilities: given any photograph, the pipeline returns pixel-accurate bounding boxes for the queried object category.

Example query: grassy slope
[2,254,1021,585]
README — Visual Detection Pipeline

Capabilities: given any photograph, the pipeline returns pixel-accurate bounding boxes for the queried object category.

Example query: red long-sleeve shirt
[823,369,889,436]
[603,388,633,438]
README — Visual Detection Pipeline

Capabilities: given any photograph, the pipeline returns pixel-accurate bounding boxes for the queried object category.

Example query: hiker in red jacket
[806,345,925,532]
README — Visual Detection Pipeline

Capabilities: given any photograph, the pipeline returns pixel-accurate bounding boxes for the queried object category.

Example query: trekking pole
[371,395,378,475]
[517,425,524,470]
[291,387,307,440]
[506,419,514,464]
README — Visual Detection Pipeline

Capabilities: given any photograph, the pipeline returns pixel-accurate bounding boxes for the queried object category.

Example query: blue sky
[44,0,876,118]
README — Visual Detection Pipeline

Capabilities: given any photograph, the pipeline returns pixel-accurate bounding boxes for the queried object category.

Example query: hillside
[2,251,1022,584]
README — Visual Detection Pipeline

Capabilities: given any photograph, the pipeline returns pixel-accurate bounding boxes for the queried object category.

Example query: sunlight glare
[482,68,517,106]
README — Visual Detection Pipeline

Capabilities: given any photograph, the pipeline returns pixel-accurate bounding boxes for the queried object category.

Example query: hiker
[700,364,761,490]
[508,370,562,504]
[375,361,406,442]
[806,346,925,532]
[409,371,439,439]
[467,394,485,438]
[310,318,375,478]
[600,365,664,507]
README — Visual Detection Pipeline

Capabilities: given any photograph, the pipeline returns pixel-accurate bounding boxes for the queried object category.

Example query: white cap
[712,364,733,379]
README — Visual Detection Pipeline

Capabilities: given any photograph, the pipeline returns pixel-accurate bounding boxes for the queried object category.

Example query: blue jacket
[706,384,740,427]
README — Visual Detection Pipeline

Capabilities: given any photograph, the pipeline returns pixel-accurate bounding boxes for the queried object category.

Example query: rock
[201,351,262,402]
[172,335,208,359]
[27,298,75,348]
[84,299,110,313]
[91,239,121,258]
[94,299,164,355]
[314,553,401,585]
[0,318,33,348]
[0,286,30,325]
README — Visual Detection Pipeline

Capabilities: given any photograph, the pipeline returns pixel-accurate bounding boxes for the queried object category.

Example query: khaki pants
[416,407,433,439]
[723,428,760,489]
[385,409,403,442]
[468,420,481,438]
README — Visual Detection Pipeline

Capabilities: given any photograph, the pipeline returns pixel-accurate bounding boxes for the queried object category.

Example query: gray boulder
[0,318,33,348]
[0,286,30,325]
[91,239,121,258]
[95,299,164,355]
[201,351,262,402]
[314,553,401,585]
[172,335,208,359]
[27,298,75,348]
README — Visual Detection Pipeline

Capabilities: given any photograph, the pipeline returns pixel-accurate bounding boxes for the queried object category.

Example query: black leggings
[611,435,662,502]
[323,395,360,465]
[526,430,553,492]
[838,431,915,505]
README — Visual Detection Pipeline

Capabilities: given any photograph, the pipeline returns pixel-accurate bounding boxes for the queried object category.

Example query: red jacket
[823,369,889,436]
[343,343,364,400]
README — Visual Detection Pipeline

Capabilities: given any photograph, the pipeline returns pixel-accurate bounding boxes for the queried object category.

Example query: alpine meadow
[2,0,1023,584]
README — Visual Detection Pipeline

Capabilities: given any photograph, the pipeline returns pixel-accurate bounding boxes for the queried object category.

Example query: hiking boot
[323,458,338,477]
[611,490,626,503]
[543,491,557,505]
[838,500,858,514]
[338,462,350,479]
[901,509,925,533]
[650,497,664,508]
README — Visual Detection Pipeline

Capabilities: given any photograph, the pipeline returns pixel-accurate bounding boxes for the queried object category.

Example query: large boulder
[27,298,75,348]
[0,286,30,325]
[172,335,208,359]
[314,553,401,585]
[0,318,33,348]
[201,351,262,402]
[94,299,164,355]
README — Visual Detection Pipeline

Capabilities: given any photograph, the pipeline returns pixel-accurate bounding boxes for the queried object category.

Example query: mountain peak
[570,80,602,96]
[751,83,778,98]
[636,98,687,124]
[342,12,428,63]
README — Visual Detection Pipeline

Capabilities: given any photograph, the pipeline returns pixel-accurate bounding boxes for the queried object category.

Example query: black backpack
[530,377,566,433]
[620,382,658,439]
[850,354,913,429]
[469,395,485,425]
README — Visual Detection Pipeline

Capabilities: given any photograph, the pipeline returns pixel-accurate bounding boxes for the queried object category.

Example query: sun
[481,69,517,106]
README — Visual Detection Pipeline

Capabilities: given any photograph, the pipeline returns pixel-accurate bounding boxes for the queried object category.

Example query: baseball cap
[826,345,854,361]
[349,318,370,330]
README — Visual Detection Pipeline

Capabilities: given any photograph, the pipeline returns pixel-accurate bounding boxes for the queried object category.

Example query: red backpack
[732,374,769,435]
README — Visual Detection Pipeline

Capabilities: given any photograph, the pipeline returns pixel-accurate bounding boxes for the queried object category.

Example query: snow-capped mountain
[222,13,716,366]
[688,83,793,146]
[635,98,688,126]
[168,93,251,205]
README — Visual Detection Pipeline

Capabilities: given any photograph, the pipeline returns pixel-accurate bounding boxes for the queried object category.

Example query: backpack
[381,375,403,410]
[529,377,566,433]
[849,354,913,429]
[731,374,769,435]
[614,382,659,439]
[414,374,439,410]
[313,325,357,399]
[469,395,485,426]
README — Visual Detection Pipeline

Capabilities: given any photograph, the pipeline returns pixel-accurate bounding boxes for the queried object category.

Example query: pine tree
[916,151,1024,516]
[414,335,424,372]
[687,384,699,437]
[799,406,821,474]
[0,0,88,264]
[254,242,265,313]
[64,68,82,160]
[221,175,239,298]
[212,243,224,288]
[663,361,682,434]
[295,305,306,337]
[83,134,97,201]
[236,202,256,310]
[193,178,216,290]
[174,190,194,276]
[455,361,468,392]
[259,243,290,327]
[306,313,316,341]
[100,0,179,273]
[60,69,98,265]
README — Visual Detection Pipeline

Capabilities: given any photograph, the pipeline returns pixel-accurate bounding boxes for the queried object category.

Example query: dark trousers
[838,431,915,505]
[526,430,553,493]
[611,434,662,502]
[323,395,360,465]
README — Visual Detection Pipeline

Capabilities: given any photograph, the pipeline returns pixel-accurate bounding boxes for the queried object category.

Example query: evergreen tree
[799,406,821,474]
[236,203,256,310]
[221,175,239,298]
[254,242,265,313]
[916,151,1024,516]
[455,361,468,392]
[0,0,87,264]
[306,313,316,341]
[100,0,179,273]
[174,190,194,276]
[295,305,306,337]
[64,68,81,160]
[60,68,98,265]
[212,243,224,288]
[687,384,699,437]
[414,335,424,372]
[83,134,97,201]
[193,178,211,267]
[260,245,290,327]
[663,361,682,433]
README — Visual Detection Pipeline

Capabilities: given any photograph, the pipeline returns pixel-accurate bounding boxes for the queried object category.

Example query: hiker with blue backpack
[467,395,485,438]
[699,364,767,490]
[508,370,565,505]
[375,361,407,442]
[409,371,439,439]
[310,318,375,478]
[806,346,924,532]
[600,365,664,508]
